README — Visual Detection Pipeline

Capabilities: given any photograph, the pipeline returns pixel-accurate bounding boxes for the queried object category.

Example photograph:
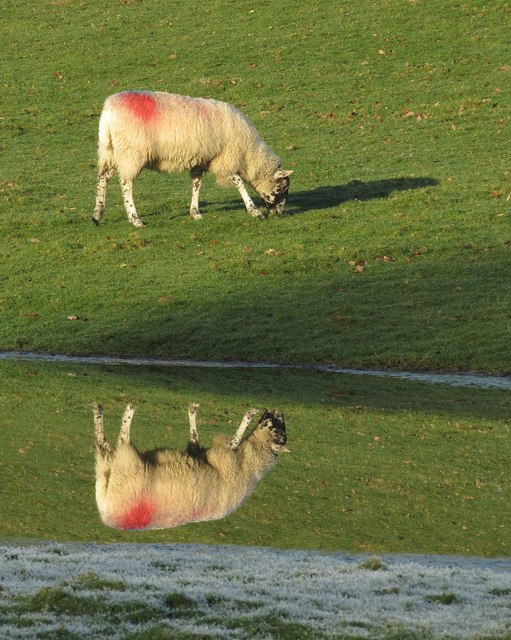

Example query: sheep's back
[103,91,258,177]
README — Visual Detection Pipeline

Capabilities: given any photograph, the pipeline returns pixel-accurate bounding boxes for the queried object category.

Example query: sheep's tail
[97,106,115,172]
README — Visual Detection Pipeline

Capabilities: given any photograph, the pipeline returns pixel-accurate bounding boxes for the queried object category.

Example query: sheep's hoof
[190,209,203,220]
[130,218,145,228]
[249,208,266,221]
[91,216,100,226]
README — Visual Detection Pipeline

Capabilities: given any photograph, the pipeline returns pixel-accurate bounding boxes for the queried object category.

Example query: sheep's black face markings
[257,409,288,454]
[262,176,290,215]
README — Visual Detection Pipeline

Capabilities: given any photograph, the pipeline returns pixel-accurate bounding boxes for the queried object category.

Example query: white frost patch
[0,543,510,639]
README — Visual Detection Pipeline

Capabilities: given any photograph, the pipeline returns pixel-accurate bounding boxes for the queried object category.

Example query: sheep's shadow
[149,176,438,220]
[287,176,439,214]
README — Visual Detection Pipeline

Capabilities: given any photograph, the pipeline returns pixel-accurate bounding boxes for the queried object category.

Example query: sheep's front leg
[117,403,135,445]
[229,175,265,220]
[227,408,259,450]
[187,402,201,455]
[120,179,145,227]
[92,167,115,225]
[189,169,203,220]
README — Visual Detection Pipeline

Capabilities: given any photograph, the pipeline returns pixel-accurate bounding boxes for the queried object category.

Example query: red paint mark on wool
[121,92,158,122]
[117,499,154,530]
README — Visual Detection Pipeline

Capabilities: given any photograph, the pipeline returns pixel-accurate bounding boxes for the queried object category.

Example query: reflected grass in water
[0,359,509,556]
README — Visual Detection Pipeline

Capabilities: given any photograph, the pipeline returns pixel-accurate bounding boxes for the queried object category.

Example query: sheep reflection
[93,402,287,530]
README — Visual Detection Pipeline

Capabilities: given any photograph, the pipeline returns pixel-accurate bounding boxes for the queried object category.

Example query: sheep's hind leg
[120,179,145,227]
[92,167,115,225]
[187,402,201,455]
[229,174,265,220]
[227,408,259,450]
[117,403,135,445]
[189,169,203,220]
[93,403,113,456]
[93,403,113,504]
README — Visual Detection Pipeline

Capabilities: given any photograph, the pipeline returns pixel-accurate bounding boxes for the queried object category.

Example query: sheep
[93,402,288,530]
[92,91,293,227]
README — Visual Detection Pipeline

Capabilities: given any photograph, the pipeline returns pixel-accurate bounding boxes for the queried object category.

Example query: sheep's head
[257,169,293,215]
[256,409,288,454]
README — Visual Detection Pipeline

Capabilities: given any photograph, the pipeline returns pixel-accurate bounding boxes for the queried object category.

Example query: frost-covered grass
[1,543,510,640]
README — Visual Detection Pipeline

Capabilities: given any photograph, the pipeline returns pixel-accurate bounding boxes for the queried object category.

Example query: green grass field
[1,359,509,557]
[1,1,510,558]
[2,0,510,372]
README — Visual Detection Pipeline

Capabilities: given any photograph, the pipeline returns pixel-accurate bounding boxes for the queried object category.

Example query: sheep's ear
[275,169,293,179]
[271,444,290,454]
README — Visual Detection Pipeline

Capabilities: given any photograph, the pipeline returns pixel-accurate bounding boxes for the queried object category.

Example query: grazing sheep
[92,91,293,226]
[93,402,288,530]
